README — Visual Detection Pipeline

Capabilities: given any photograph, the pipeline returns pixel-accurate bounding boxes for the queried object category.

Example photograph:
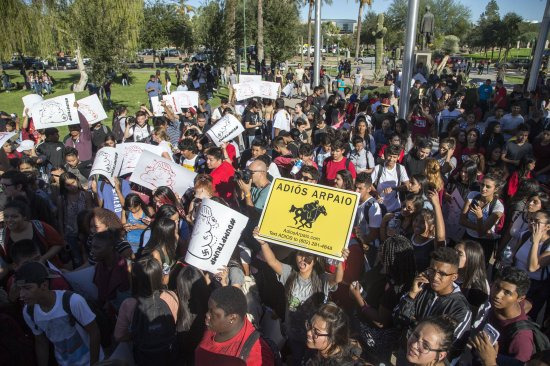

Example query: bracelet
[244,193,251,198]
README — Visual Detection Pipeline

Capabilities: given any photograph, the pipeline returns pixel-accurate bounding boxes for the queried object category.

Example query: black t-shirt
[36,141,65,167]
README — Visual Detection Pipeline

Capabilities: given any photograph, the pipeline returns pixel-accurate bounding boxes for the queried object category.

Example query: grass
[466,48,533,61]
[0,68,229,135]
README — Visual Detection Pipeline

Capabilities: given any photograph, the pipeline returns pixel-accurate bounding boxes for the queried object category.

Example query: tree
[354,0,371,58]
[264,0,301,63]
[359,11,378,50]
[257,0,264,62]
[305,0,332,60]
[442,35,460,54]
[497,13,523,60]
[226,0,237,62]
[192,1,229,67]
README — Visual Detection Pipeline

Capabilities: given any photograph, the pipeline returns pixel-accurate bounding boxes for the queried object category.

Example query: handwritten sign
[89,147,121,184]
[233,81,280,101]
[77,94,108,124]
[0,132,16,147]
[257,178,359,260]
[30,93,80,129]
[239,74,262,83]
[129,150,197,195]
[22,94,44,117]
[443,188,466,242]
[206,114,245,146]
[117,143,163,177]
[171,91,199,110]
[185,199,249,273]
[151,96,164,116]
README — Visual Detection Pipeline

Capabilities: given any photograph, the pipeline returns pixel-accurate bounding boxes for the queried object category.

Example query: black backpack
[238,330,282,366]
[26,291,114,347]
[504,319,550,355]
[112,116,126,142]
[363,199,388,226]
[130,291,177,365]
[374,163,404,188]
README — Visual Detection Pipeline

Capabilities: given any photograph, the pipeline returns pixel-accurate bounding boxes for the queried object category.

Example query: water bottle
[291,159,303,176]
[501,245,513,265]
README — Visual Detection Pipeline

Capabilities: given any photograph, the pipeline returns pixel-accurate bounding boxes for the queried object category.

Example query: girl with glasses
[406,316,456,366]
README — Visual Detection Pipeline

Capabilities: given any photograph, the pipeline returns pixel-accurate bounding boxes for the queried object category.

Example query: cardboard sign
[0,132,16,147]
[77,94,108,124]
[257,178,359,260]
[30,93,80,129]
[257,81,280,99]
[185,199,249,273]
[239,74,262,83]
[443,188,466,242]
[170,91,199,110]
[117,143,163,177]
[89,147,121,184]
[234,81,280,101]
[22,94,44,117]
[129,150,196,194]
[206,114,245,146]
[151,96,164,116]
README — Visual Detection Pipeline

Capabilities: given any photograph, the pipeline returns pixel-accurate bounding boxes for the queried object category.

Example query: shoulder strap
[363,200,374,225]
[396,164,403,186]
[30,220,45,238]
[345,157,351,171]
[375,165,384,187]
[61,291,83,328]
[239,330,261,361]
[26,304,38,331]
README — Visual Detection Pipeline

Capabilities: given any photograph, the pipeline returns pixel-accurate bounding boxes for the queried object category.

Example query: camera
[234,169,252,184]
[127,116,136,126]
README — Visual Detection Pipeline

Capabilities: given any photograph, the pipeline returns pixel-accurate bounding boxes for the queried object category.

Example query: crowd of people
[0,57,549,366]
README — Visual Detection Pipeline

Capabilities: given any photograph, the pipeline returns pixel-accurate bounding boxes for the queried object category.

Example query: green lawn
[0,68,228,135]
[466,48,534,61]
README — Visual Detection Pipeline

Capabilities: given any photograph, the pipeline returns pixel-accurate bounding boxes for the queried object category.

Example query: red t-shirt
[322,157,357,185]
[489,306,534,362]
[196,318,274,366]
[410,115,432,139]
[210,161,236,201]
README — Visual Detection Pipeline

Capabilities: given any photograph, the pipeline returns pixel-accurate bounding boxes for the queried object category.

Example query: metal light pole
[313,0,322,87]
[528,0,550,91]
[398,0,420,119]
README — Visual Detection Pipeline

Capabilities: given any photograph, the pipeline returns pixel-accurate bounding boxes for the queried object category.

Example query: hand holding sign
[206,114,245,146]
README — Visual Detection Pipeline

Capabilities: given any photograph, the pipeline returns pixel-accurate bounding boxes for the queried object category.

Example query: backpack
[130,291,177,365]
[374,163,404,188]
[504,320,550,355]
[131,123,152,143]
[26,291,114,347]
[471,193,505,234]
[238,330,282,366]
[112,116,126,142]
[363,199,388,226]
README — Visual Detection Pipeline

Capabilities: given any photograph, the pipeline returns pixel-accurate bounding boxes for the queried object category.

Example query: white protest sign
[30,93,80,129]
[233,81,280,101]
[257,81,280,99]
[0,132,16,147]
[62,266,98,301]
[117,142,163,177]
[151,96,164,116]
[206,114,245,146]
[443,188,466,242]
[171,91,199,110]
[239,74,262,83]
[129,150,197,195]
[233,83,256,101]
[89,147,121,184]
[22,94,44,117]
[185,198,249,273]
[77,94,108,124]
[161,95,179,115]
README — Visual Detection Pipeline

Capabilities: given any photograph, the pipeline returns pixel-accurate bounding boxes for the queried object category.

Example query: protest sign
[130,150,196,195]
[151,96,164,116]
[89,147,121,184]
[234,81,280,101]
[443,188,466,242]
[117,143,163,177]
[257,178,359,260]
[233,83,256,101]
[30,93,80,129]
[0,132,16,147]
[185,198,248,273]
[206,114,245,146]
[22,94,43,117]
[239,74,262,83]
[257,81,280,99]
[62,266,98,300]
[171,91,199,110]
[77,94,108,124]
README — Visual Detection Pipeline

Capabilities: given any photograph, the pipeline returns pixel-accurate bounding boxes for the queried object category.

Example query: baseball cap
[188,107,197,115]
[16,139,35,152]
[15,261,59,286]
[381,98,391,106]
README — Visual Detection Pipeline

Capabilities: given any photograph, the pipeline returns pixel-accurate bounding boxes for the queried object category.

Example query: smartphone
[483,323,500,345]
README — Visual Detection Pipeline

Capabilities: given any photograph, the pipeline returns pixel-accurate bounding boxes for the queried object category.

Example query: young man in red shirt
[196,286,275,366]
[321,139,356,185]
[206,146,236,202]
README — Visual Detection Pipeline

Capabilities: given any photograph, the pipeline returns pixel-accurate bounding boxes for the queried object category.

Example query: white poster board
[117,143,163,177]
[239,74,262,83]
[151,96,164,116]
[206,114,245,146]
[185,198,249,273]
[77,94,108,124]
[257,81,280,99]
[30,93,80,129]
[233,81,280,101]
[171,91,199,110]
[62,266,98,301]
[444,188,466,242]
[129,150,196,194]
[0,132,16,147]
[22,94,44,117]
[89,147,121,184]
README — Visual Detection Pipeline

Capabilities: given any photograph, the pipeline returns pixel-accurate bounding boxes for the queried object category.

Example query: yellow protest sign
[257,177,359,260]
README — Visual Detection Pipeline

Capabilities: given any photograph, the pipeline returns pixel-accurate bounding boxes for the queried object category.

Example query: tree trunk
[491,47,494,60]
[257,0,264,62]
[226,0,237,63]
[307,0,313,61]
[498,47,502,61]
[73,47,88,92]
[354,1,364,58]
[152,54,156,69]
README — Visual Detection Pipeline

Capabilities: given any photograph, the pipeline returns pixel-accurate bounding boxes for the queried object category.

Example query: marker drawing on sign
[187,205,219,260]
[140,160,177,190]
[39,101,69,124]
[78,104,99,121]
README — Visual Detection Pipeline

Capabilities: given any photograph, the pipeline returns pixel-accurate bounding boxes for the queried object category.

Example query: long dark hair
[124,193,150,217]
[456,240,488,293]
[336,169,354,191]
[171,265,208,331]
[132,256,163,298]
[143,217,176,260]
[152,186,185,217]
[459,160,479,187]
[381,235,416,290]
[284,252,325,307]
[59,171,84,196]
[517,155,536,179]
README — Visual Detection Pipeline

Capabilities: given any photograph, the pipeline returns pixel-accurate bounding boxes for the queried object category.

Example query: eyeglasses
[529,219,549,225]
[425,268,456,279]
[409,331,445,354]
[246,169,266,174]
[305,320,329,339]
[301,175,316,182]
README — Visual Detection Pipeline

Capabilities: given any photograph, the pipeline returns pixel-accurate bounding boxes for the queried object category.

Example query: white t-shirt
[158,140,174,161]
[272,109,291,138]
[500,113,525,140]
[355,197,383,245]
[514,234,550,280]
[439,109,462,133]
[371,164,409,212]
[295,68,305,81]
[127,123,151,142]
[23,291,104,366]
[465,192,505,238]
[354,73,363,86]
[182,155,198,172]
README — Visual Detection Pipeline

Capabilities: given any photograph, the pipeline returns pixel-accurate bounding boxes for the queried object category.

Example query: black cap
[44,127,59,136]
[15,262,59,286]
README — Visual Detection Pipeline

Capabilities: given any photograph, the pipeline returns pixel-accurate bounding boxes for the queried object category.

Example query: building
[322,19,357,34]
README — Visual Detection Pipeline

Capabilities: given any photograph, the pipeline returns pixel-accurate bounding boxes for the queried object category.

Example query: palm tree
[226,0,237,62]
[305,0,332,60]
[354,0,372,58]
[257,0,264,62]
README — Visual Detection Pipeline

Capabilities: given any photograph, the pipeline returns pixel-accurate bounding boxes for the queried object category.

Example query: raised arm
[428,189,446,245]
[253,227,282,276]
